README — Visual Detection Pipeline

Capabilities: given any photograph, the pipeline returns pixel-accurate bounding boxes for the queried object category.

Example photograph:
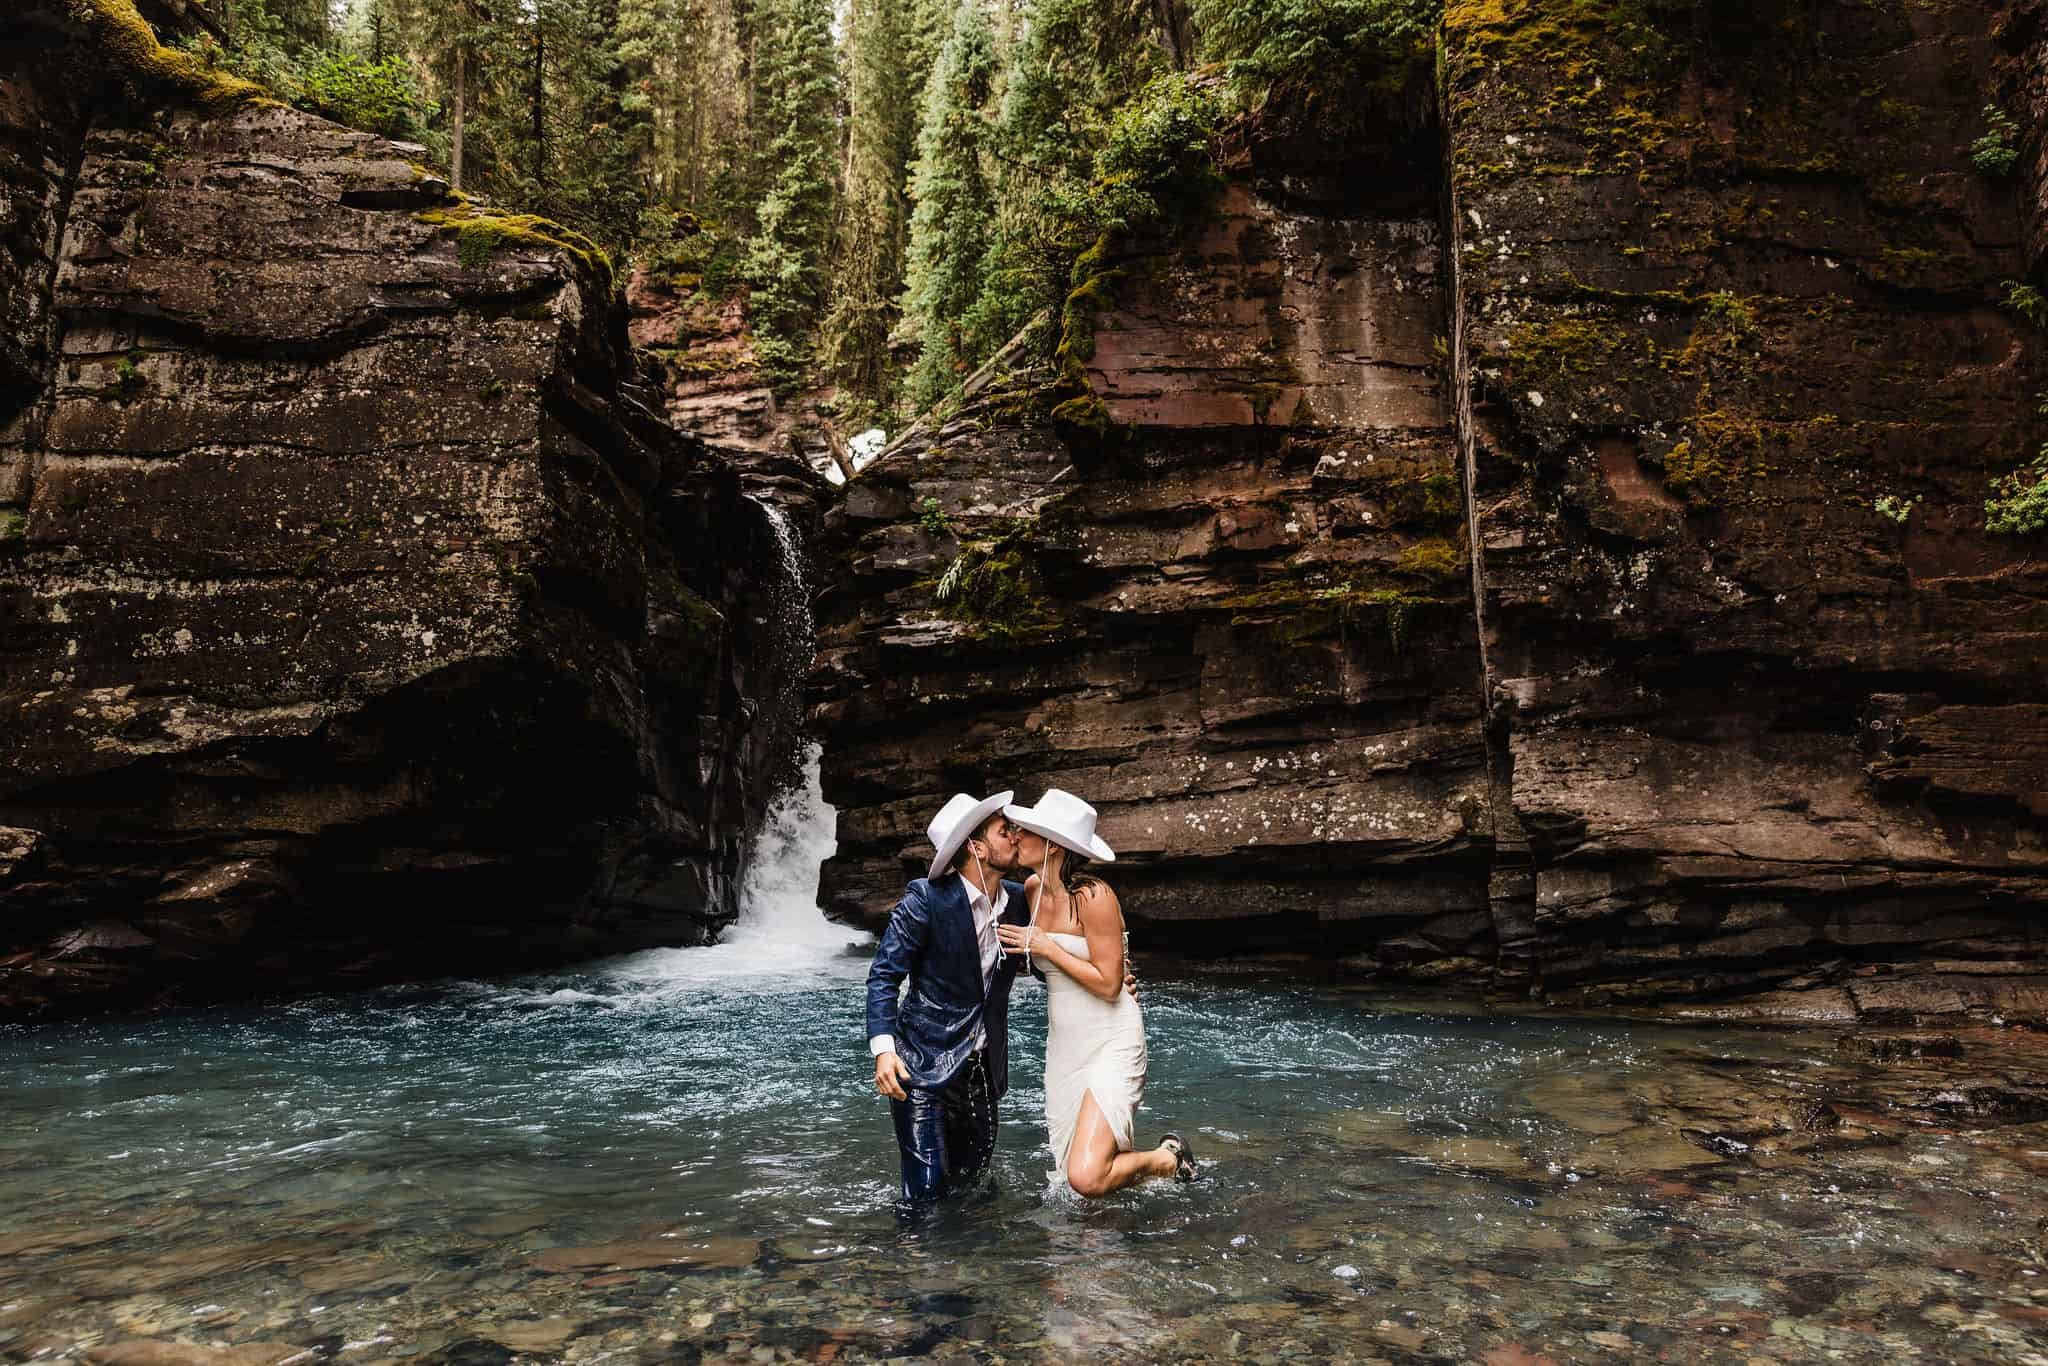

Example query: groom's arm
[866,882,933,1064]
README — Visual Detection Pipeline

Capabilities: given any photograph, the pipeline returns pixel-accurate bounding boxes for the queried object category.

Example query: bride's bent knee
[1065,1160,1115,1199]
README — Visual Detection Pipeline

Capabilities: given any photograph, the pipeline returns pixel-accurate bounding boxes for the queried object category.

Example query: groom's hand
[874,1050,910,1101]
[1124,969,1138,999]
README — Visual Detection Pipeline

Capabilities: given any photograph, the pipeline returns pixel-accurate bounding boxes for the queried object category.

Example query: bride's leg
[1064,1091,1178,1198]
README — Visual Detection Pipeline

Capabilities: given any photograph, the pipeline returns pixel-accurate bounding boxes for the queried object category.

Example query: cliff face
[814,159,1499,968]
[0,2,808,1017]
[814,1,2048,1019]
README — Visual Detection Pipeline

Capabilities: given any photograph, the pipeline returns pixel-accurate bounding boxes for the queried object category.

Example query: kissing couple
[864,786,1200,1205]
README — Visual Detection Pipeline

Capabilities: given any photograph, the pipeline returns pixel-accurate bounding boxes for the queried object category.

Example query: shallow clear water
[4,772,2047,1361]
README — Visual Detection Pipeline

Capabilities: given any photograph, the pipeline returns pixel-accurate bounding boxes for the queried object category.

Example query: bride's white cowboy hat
[1002,788,1116,862]
[926,790,1015,880]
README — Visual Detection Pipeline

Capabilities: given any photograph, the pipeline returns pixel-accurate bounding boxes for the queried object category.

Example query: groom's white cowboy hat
[926,790,1015,880]
[1002,788,1115,862]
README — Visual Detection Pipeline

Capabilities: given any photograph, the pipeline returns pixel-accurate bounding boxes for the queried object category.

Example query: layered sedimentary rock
[626,264,785,449]
[815,1,2048,1020]
[814,121,1499,964]
[0,2,807,1017]
[2007,0,2048,274]
[1444,0,2048,1013]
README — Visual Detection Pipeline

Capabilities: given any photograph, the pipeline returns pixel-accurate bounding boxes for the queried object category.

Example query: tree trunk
[820,423,858,483]
[452,45,467,192]
[531,26,546,188]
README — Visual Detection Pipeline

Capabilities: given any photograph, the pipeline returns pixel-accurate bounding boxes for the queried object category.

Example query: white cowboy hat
[1002,788,1115,863]
[926,790,1015,880]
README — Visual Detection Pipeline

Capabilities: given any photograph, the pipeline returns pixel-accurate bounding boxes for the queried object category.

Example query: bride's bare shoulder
[1074,878,1122,923]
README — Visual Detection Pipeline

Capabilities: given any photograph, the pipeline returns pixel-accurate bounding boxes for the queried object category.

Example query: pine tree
[616,0,746,210]
[899,0,998,412]
[738,0,841,394]
[819,0,936,418]
[381,0,490,189]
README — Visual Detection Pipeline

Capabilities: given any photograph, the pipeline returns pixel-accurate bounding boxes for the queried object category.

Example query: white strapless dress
[1041,931,1149,1181]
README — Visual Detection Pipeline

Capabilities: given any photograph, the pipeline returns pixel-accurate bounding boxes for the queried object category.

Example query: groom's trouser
[889,1047,998,1202]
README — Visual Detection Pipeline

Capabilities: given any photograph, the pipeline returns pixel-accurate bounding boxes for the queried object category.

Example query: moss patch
[1220,573,1440,652]
[1508,317,1673,385]
[416,203,617,298]
[0,509,26,542]
[929,523,1058,642]
[1395,536,1465,584]
[1044,234,1128,450]
[67,0,270,112]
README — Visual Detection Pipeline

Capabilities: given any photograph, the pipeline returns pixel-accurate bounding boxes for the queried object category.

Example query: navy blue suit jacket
[866,874,1032,1098]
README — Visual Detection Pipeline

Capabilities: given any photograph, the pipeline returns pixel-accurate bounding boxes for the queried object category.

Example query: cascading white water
[595,498,864,992]
[750,495,811,688]
[597,742,859,989]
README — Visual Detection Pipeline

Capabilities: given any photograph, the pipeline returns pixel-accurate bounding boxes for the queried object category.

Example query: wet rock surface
[0,3,811,1018]
[812,1,2048,1014]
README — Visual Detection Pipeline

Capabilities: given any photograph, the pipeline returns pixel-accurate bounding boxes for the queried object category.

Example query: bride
[994,788,1198,1197]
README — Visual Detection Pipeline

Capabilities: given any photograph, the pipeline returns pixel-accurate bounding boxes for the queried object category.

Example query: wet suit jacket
[865,874,1033,1099]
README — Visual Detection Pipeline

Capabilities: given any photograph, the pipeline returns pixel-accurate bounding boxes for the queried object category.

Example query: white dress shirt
[870,872,1007,1059]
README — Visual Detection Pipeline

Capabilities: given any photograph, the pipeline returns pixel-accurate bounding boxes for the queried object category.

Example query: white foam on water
[596,744,868,994]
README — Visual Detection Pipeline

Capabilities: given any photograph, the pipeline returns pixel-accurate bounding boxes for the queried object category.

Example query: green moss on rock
[1396,536,1465,583]
[67,0,270,112]
[1220,573,1441,652]
[416,203,617,298]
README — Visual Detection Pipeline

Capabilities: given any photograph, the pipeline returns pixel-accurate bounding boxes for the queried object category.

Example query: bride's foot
[1160,1133,1198,1182]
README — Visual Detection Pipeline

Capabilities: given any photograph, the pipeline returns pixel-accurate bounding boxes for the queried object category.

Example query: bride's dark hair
[1049,845,1103,898]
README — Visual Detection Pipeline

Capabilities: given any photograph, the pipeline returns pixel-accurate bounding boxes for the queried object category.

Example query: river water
[4,761,2048,1362]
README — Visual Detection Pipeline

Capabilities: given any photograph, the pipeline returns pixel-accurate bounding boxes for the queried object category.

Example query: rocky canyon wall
[0,1,810,1018]
[814,0,2048,1021]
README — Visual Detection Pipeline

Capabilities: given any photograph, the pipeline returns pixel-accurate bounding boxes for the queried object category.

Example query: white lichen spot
[1526,391,1545,408]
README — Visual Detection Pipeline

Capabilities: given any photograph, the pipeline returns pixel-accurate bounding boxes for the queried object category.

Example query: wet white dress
[1041,931,1148,1182]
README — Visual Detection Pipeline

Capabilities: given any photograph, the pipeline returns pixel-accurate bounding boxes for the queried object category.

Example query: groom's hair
[949,812,1004,872]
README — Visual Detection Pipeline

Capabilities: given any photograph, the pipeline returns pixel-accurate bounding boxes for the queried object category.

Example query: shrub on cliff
[1971,105,2020,178]
[179,4,434,145]
[1986,394,2048,538]
[1193,0,1442,105]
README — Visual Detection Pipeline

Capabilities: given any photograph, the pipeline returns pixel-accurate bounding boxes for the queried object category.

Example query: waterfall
[620,497,858,980]
[595,746,856,993]
[727,741,848,956]
[751,496,812,677]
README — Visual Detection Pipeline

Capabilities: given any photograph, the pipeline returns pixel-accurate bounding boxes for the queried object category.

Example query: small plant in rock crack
[916,497,952,537]
[105,350,148,400]
[1972,105,2020,177]
[2004,281,2048,329]
[1985,393,2048,538]
[1873,493,1919,525]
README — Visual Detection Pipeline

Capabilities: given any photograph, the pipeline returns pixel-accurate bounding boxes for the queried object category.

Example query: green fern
[1972,105,2020,177]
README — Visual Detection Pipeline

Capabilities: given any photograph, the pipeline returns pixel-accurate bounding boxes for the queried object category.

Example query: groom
[866,791,1031,1203]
